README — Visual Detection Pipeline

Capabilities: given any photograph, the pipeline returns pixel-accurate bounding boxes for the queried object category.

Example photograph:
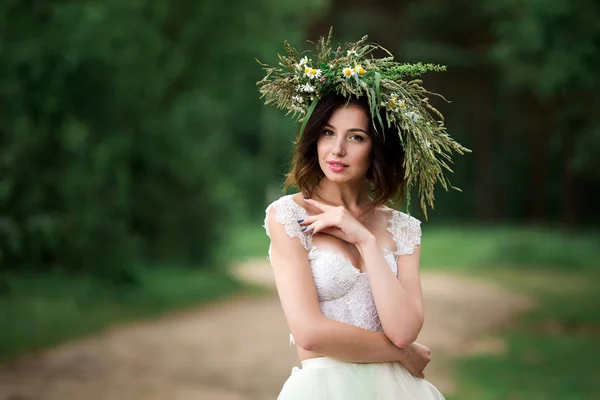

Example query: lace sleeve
[387,210,422,256]
[263,195,311,252]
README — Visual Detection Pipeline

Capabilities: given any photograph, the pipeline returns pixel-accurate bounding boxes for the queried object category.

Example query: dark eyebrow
[324,123,368,135]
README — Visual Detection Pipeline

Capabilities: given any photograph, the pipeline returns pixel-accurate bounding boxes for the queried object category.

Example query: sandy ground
[0,260,532,400]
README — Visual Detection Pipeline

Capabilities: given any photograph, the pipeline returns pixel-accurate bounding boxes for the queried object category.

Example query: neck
[313,178,371,214]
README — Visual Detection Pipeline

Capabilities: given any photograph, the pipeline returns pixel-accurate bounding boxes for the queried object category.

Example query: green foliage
[0,0,324,277]
[485,0,600,98]
[483,0,600,186]
[421,226,600,270]
[383,62,447,80]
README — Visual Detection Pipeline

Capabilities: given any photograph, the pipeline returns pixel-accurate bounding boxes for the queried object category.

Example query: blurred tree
[0,0,324,278]
[484,0,600,226]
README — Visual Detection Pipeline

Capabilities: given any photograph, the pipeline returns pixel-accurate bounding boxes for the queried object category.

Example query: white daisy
[295,56,309,70]
[342,67,355,78]
[305,68,322,79]
[301,83,316,93]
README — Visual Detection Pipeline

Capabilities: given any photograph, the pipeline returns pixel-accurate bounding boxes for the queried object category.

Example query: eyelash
[322,130,365,142]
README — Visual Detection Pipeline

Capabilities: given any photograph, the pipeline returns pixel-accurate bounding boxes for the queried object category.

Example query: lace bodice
[263,194,421,342]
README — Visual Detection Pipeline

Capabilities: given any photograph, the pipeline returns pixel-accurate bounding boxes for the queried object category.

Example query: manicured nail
[303,196,309,199]
[297,219,304,223]
[301,227,307,232]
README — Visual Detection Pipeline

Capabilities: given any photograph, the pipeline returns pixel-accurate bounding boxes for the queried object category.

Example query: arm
[357,236,424,348]
[267,205,418,364]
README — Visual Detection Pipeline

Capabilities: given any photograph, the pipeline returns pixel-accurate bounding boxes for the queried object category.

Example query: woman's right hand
[400,342,431,379]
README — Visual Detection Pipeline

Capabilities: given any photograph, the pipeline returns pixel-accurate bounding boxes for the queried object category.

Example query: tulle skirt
[278,357,445,400]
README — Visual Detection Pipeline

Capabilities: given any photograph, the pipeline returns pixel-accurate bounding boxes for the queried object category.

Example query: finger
[301,222,315,234]
[301,220,322,234]
[311,220,326,235]
[297,215,318,226]
[302,197,334,212]
[307,220,332,235]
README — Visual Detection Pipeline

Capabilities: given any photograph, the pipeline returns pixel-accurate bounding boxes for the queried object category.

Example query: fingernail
[301,227,307,232]
[303,196,309,199]
[297,219,304,223]
[309,229,314,234]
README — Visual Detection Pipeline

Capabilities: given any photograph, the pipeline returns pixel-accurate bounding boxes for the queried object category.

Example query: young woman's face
[316,104,373,184]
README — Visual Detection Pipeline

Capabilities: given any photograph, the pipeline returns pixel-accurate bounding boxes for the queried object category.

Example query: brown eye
[351,135,364,142]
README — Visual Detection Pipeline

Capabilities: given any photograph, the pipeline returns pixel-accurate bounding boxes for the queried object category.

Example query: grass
[447,268,600,400]
[421,227,600,399]
[0,266,245,362]
[420,226,600,271]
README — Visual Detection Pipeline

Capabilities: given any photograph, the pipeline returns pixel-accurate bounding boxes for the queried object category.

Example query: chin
[322,171,357,184]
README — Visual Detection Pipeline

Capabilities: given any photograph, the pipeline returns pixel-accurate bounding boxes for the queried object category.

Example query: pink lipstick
[327,160,348,172]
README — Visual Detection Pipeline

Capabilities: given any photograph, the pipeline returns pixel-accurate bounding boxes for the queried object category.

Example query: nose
[332,137,346,157]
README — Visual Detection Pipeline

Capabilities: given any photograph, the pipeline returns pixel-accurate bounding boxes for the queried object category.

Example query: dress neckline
[284,194,400,274]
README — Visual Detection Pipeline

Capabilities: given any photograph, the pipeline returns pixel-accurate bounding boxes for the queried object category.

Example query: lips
[327,160,349,173]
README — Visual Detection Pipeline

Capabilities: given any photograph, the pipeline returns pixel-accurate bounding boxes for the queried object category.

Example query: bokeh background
[1,1,599,399]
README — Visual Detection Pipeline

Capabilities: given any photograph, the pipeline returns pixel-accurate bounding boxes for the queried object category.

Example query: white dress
[264,194,445,400]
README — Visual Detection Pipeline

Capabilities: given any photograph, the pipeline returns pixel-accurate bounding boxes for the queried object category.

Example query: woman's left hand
[299,198,373,245]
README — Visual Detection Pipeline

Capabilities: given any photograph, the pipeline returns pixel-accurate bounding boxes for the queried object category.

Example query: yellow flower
[304,66,310,74]
[305,68,322,79]
[354,65,365,75]
[342,67,355,77]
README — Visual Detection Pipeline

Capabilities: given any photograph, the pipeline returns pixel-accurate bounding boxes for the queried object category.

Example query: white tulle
[278,357,445,400]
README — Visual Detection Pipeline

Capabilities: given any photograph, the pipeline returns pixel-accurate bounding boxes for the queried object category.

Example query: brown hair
[284,94,406,212]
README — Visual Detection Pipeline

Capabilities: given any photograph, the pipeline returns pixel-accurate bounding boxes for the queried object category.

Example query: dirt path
[0,261,532,400]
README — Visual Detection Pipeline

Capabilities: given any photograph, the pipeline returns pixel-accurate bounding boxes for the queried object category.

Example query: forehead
[327,104,369,130]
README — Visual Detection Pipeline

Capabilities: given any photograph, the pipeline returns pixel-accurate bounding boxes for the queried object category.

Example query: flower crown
[256,28,470,217]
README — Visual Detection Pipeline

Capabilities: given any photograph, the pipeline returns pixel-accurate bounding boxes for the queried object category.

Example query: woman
[258,31,469,399]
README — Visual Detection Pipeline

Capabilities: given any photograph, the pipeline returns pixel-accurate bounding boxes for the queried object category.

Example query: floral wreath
[256,28,470,217]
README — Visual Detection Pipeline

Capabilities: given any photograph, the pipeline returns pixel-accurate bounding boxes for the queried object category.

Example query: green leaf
[374,72,382,105]
[298,96,319,139]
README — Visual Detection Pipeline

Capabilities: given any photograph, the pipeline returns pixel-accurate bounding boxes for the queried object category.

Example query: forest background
[1,1,599,398]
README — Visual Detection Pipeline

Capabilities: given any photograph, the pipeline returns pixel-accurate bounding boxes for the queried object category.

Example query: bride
[259,30,469,399]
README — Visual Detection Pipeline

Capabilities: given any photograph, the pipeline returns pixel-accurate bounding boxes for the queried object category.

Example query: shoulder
[264,193,306,222]
[391,209,421,231]
[378,205,421,229]
[263,193,309,244]
[384,207,422,255]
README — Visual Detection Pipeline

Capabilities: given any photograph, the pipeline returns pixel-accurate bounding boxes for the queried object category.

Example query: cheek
[358,144,373,167]
[316,138,328,159]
